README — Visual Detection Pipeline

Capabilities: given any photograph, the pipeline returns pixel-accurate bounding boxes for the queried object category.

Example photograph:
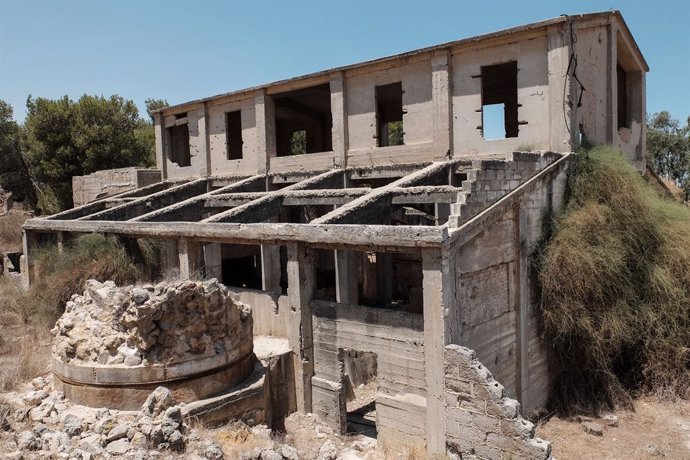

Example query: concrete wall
[452,36,551,154]
[208,98,258,177]
[163,107,207,179]
[345,57,434,166]
[575,25,610,146]
[72,168,161,206]
[310,301,426,452]
[450,156,569,415]
[444,345,551,459]
[229,288,291,338]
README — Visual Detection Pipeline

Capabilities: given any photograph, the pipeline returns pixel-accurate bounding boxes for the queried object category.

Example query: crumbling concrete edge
[444,345,552,460]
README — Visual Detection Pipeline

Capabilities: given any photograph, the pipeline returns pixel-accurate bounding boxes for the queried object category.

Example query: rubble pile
[52,279,252,366]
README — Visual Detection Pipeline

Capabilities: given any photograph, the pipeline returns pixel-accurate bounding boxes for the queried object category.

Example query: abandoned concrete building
[21,11,647,458]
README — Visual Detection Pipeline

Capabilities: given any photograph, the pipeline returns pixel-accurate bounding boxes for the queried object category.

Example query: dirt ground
[537,397,690,459]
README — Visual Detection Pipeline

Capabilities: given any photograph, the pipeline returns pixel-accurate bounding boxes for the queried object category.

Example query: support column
[422,248,454,457]
[261,245,282,293]
[255,90,276,175]
[203,243,222,281]
[21,229,37,289]
[335,250,358,305]
[178,238,203,279]
[547,24,577,151]
[202,102,212,176]
[431,50,453,159]
[362,251,377,304]
[606,19,618,145]
[56,231,64,254]
[287,243,315,412]
[513,204,529,411]
[376,252,393,305]
[330,72,349,168]
[434,203,451,226]
[153,113,167,179]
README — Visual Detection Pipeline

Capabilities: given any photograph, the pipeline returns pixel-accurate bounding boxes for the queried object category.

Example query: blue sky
[1,0,688,123]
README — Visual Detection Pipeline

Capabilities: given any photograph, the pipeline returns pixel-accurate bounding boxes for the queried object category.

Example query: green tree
[0,100,35,206]
[647,111,690,201]
[23,94,155,213]
[144,98,169,120]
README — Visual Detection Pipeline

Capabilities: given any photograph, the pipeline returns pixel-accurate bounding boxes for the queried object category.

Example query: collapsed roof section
[24,152,568,252]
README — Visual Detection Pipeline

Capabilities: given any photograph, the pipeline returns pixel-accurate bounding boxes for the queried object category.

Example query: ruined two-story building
[23,11,647,458]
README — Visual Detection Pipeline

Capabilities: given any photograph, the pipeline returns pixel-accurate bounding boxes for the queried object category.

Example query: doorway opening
[341,349,378,438]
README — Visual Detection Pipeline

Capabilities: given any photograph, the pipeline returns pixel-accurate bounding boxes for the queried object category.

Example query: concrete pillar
[261,244,282,293]
[362,251,377,304]
[606,19,618,145]
[286,243,315,412]
[21,229,37,289]
[330,72,349,168]
[434,203,451,226]
[178,238,203,279]
[203,243,222,281]
[376,252,393,305]
[547,24,577,151]
[56,231,64,254]
[153,113,167,179]
[513,204,530,411]
[431,50,453,159]
[335,250,358,305]
[202,102,212,176]
[422,248,454,457]
[255,90,276,175]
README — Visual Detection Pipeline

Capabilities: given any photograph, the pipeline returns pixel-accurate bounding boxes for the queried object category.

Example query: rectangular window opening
[481,62,519,139]
[274,84,332,156]
[375,82,404,147]
[167,115,191,167]
[220,244,262,290]
[226,110,243,160]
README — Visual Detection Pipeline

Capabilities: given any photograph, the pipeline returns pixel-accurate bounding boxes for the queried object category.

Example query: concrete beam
[313,162,456,224]
[134,175,265,222]
[23,219,447,251]
[77,179,208,222]
[390,186,462,204]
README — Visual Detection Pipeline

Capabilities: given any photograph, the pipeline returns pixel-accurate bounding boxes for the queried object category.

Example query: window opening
[375,82,404,147]
[481,62,519,139]
[167,113,190,167]
[226,110,243,160]
[274,84,332,156]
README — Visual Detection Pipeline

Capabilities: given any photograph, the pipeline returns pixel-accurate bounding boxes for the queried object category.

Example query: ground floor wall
[310,300,427,453]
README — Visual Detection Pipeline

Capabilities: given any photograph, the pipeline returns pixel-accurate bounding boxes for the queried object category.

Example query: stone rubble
[51,279,252,367]
[1,377,382,459]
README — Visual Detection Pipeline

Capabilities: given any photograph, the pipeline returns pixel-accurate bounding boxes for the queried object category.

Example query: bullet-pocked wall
[345,57,434,167]
[452,36,551,154]
[162,108,208,180]
[208,98,258,176]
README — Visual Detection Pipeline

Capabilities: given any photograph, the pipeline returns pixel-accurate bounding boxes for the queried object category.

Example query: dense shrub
[538,146,690,414]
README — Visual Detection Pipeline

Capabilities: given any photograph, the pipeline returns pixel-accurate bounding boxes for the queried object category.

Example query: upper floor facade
[152,11,648,181]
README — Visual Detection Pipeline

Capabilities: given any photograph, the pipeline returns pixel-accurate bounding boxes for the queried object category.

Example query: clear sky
[1,0,688,123]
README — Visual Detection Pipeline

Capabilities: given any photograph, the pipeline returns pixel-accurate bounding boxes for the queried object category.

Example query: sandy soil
[537,397,690,459]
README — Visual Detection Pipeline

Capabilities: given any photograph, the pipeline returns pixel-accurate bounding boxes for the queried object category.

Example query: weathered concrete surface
[72,167,161,206]
[444,345,551,459]
[51,279,254,409]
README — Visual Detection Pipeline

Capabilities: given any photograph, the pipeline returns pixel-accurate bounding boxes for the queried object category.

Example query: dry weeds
[0,210,30,253]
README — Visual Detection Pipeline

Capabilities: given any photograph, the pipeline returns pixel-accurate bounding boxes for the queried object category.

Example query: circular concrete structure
[53,344,254,411]
[51,279,255,410]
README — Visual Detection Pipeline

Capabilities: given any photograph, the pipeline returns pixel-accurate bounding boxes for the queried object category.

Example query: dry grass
[0,210,30,253]
[537,146,690,414]
[0,326,51,391]
[538,396,690,459]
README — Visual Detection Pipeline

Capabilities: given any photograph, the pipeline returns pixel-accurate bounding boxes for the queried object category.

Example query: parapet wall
[72,167,161,206]
[444,345,551,459]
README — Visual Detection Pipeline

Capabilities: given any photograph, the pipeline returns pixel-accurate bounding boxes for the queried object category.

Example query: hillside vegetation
[538,146,690,414]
